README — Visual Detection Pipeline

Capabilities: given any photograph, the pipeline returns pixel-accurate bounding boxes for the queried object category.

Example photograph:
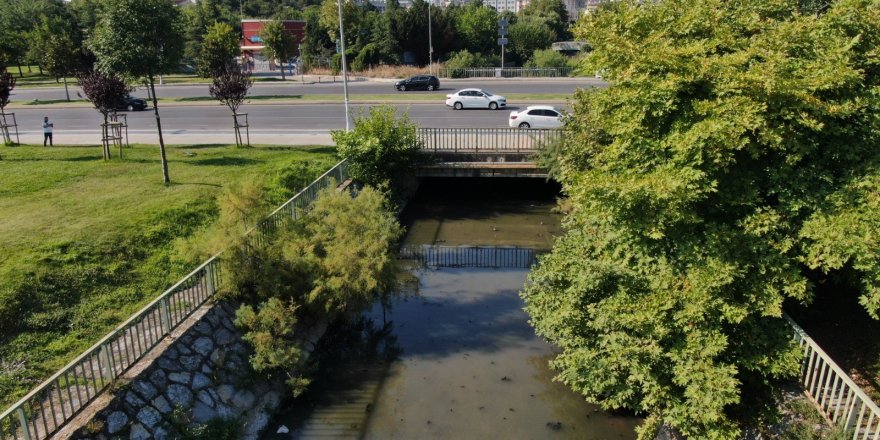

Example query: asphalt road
[11,102,561,145]
[11,77,604,102]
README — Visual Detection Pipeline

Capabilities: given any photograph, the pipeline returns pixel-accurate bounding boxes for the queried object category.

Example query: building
[240,19,305,70]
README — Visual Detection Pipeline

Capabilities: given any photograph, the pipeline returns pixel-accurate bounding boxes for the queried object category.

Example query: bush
[526,49,570,70]
[331,105,422,197]
[443,49,495,78]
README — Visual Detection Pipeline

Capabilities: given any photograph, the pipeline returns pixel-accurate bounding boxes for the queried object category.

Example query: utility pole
[428,2,434,75]
[498,18,509,75]
[337,0,352,131]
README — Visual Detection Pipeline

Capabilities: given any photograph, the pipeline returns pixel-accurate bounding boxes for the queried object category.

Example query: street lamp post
[428,2,433,76]
[337,0,352,131]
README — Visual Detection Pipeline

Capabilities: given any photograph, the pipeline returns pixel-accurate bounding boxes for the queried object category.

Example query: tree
[508,16,556,65]
[521,0,880,439]
[209,63,254,147]
[261,20,294,80]
[197,22,240,78]
[453,1,498,56]
[89,0,185,184]
[331,105,423,197]
[28,15,85,101]
[519,0,569,41]
[0,69,16,146]
[78,70,131,159]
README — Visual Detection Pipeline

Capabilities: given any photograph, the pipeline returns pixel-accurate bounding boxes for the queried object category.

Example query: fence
[417,128,563,154]
[788,316,880,440]
[440,67,573,78]
[0,160,350,440]
[399,245,538,269]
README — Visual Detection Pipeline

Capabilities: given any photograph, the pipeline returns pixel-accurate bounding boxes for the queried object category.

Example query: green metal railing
[439,67,573,78]
[417,128,562,154]
[0,159,349,440]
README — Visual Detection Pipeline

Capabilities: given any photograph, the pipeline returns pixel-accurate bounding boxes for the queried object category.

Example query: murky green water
[263,178,640,440]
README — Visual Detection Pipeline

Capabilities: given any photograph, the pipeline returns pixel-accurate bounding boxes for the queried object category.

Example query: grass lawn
[0,143,337,408]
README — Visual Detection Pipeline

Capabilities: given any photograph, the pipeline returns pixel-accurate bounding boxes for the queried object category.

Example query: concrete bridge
[416,128,562,178]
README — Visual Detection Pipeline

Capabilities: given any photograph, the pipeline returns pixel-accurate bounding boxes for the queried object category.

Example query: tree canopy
[522,0,880,438]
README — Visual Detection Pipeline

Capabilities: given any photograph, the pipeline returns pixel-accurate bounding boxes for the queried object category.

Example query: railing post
[205,263,216,295]
[100,342,115,380]
[17,407,32,440]
[159,297,172,334]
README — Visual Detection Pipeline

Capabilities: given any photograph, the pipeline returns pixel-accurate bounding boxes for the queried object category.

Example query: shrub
[526,49,570,70]
[331,105,422,199]
[443,49,494,78]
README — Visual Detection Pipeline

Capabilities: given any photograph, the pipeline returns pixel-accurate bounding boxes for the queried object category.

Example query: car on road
[115,96,148,112]
[395,75,440,91]
[445,89,507,110]
[508,105,564,129]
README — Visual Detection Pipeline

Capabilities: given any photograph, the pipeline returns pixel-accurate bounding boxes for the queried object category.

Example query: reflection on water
[401,178,563,250]
[265,269,640,440]
[261,178,640,439]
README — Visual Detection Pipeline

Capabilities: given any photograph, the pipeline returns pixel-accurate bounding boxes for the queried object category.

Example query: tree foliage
[78,69,130,120]
[260,20,294,79]
[452,1,499,56]
[332,105,423,192]
[0,71,15,112]
[508,16,556,64]
[89,0,185,184]
[197,22,240,78]
[522,0,880,438]
[209,63,254,114]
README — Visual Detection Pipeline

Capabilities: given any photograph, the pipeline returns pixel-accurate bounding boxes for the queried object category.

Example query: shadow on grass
[169,144,233,150]
[263,146,337,154]
[188,157,264,166]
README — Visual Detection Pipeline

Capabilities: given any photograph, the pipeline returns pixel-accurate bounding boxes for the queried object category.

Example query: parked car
[508,105,564,129]
[115,96,148,112]
[395,75,440,91]
[445,89,507,110]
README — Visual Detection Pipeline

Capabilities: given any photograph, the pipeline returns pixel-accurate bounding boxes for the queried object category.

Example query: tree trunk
[149,75,171,185]
[63,77,70,102]
[280,60,286,80]
[17,64,22,77]
[102,112,110,160]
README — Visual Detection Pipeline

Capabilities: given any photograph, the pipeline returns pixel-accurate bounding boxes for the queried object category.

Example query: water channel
[263,178,641,439]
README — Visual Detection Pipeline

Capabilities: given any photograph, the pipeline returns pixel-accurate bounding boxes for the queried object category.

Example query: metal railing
[399,245,538,269]
[417,128,562,154]
[788,316,880,439]
[440,67,573,78]
[0,159,350,440]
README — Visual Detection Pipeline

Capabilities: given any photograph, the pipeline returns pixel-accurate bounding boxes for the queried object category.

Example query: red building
[240,19,305,69]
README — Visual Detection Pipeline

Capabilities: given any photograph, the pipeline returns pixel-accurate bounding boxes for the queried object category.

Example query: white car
[445,89,507,110]
[508,105,564,129]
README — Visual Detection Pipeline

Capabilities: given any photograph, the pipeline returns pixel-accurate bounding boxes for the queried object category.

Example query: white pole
[337,0,352,131]
[428,3,433,76]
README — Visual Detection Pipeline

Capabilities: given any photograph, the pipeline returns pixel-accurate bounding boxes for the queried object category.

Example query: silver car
[445,88,507,110]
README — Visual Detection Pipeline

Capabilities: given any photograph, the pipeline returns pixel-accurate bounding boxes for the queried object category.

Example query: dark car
[115,96,148,112]
[395,75,440,91]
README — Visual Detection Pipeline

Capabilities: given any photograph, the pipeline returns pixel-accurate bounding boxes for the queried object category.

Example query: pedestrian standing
[42,116,53,146]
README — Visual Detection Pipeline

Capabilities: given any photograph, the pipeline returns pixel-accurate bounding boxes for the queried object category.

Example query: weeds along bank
[0,144,336,409]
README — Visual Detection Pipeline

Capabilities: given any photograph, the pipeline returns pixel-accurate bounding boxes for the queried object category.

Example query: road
[10,102,559,145]
[10,77,604,102]
[7,78,602,145]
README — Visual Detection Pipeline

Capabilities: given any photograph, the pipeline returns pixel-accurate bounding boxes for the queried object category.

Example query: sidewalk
[14,129,335,146]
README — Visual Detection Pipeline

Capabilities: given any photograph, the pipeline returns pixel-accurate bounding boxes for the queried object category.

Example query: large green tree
[197,21,240,77]
[522,0,880,439]
[452,0,498,56]
[27,14,85,101]
[261,20,295,80]
[507,16,556,64]
[519,0,569,41]
[89,0,184,184]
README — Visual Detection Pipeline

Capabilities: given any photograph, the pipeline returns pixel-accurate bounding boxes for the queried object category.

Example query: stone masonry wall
[71,302,282,440]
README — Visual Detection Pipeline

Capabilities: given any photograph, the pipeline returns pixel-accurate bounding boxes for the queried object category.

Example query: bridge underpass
[416,128,561,178]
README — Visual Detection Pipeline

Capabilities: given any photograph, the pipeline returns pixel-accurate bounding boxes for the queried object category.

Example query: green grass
[0,143,336,408]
